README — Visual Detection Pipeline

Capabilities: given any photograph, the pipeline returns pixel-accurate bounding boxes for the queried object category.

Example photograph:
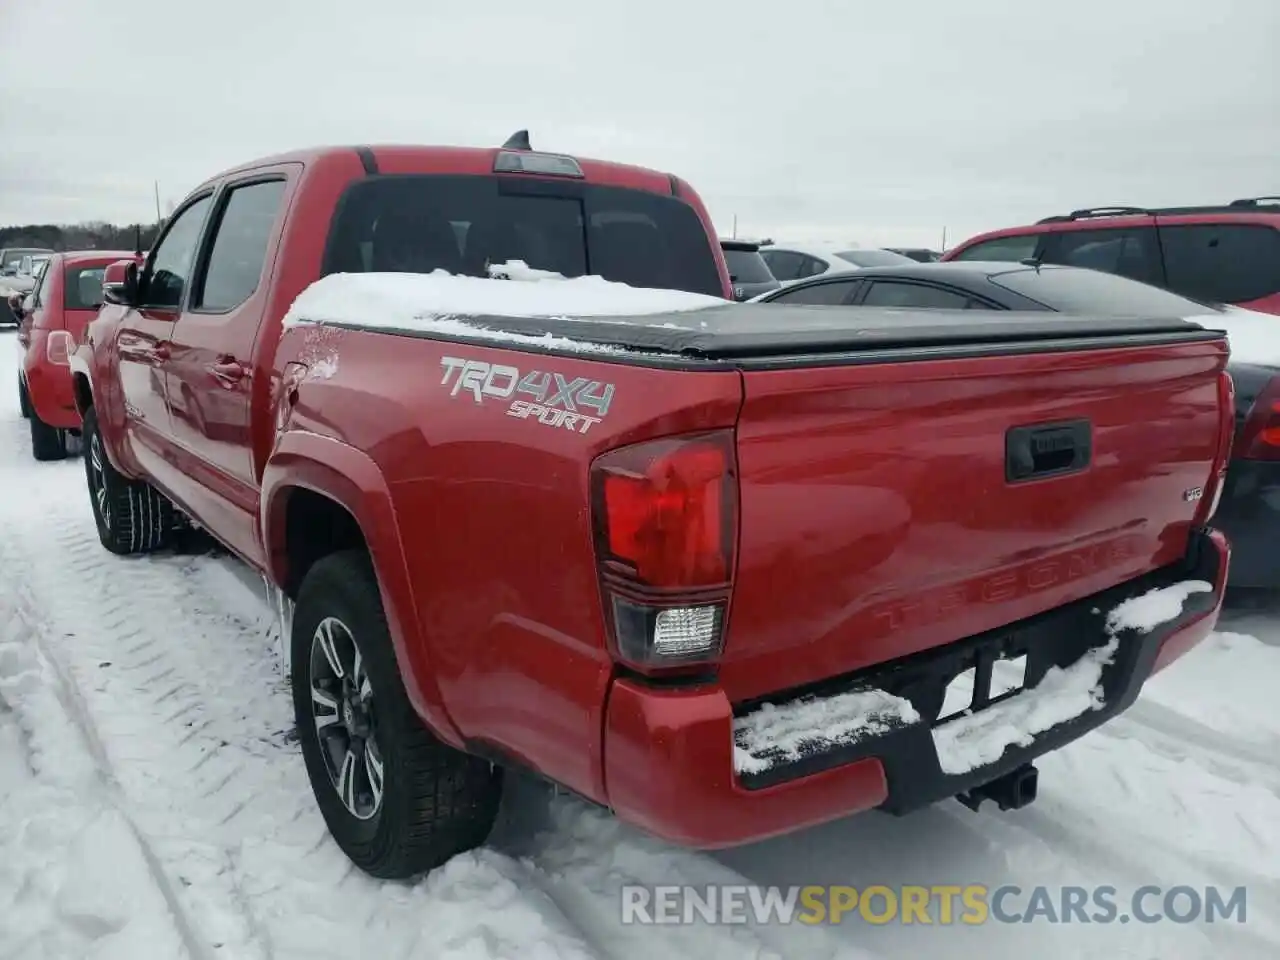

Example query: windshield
[835,248,916,267]
[323,174,724,297]
[3,249,51,273]
[722,247,775,283]
[989,266,1220,316]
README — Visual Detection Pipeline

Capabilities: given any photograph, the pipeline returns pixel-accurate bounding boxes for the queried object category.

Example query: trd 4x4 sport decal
[439,355,615,434]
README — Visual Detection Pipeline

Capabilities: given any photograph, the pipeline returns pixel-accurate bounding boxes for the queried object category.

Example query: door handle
[154,341,171,361]
[210,358,246,386]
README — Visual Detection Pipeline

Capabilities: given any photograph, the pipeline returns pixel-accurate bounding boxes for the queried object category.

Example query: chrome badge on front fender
[439,356,614,434]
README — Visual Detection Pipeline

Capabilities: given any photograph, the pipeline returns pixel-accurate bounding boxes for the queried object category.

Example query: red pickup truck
[71,136,1234,880]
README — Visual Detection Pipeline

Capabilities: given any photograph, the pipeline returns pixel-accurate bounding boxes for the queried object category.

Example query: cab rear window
[323,174,724,298]
[65,266,108,310]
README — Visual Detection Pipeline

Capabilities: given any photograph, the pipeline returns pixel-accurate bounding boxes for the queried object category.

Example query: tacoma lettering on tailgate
[439,356,615,434]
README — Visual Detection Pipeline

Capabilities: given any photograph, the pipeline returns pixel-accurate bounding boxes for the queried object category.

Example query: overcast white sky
[1,0,1277,248]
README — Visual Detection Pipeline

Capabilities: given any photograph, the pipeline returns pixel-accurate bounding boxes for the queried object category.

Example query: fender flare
[260,430,463,747]
[68,346,142,477]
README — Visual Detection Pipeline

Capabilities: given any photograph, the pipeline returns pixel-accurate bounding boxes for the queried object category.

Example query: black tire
[291,549,503,879]
[82,405,176,555]
[18,377,32,419]
[29,410,67,461]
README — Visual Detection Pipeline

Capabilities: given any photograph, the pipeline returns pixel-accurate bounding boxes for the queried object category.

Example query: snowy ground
[2,333,1279,960]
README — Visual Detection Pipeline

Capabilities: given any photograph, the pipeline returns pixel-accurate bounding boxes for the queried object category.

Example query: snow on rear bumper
[601,528,1228,847]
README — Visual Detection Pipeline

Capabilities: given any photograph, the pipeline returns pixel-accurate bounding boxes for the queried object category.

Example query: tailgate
[721,338,1228,702]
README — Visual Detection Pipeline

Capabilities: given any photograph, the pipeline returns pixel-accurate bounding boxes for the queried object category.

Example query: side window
[1040,227,1162,285]
[1159,224,1280,305]
[769,280,860,304]
[951,234,1039,262]
[194,180,287,312]
[760,250,805,281]
[141,195,213,309]
[797,256,829,278]
[861,281,973,309]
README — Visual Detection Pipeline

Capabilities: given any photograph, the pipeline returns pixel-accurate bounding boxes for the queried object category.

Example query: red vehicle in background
[17,250,139,460]
[942,197,1280,315]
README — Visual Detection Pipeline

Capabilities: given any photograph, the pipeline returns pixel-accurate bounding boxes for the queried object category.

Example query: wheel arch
[261,431,463,747]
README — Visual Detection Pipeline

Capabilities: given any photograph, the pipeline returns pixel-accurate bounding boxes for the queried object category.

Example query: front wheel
[82,405,176,554]
[291,550,503,879]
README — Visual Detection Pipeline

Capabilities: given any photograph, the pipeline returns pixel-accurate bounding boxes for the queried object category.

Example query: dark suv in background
[942,197,1280,315]
[720,238,780,300]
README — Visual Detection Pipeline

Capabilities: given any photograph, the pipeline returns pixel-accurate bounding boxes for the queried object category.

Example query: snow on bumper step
[729,533,1226,810]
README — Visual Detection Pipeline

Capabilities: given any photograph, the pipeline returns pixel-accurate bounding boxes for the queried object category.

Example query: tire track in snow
[1115,698,1280,794]
[0,587,201,959]
[1,498,285,960]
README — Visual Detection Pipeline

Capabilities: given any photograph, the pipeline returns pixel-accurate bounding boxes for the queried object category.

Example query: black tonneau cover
[353,303,1224,367]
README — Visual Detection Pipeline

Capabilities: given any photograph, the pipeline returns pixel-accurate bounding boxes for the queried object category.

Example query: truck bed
[285,281,1229,712]
[331,301,1224,366]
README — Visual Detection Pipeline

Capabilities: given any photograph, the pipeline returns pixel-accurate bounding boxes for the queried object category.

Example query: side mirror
[102,258,139,306]
[0,266,16,277]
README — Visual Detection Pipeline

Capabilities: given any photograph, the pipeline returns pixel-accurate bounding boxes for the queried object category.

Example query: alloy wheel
[89,433,110,528]
[309,616,384,820]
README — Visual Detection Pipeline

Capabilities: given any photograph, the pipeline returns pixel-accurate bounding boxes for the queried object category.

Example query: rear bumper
[23,347,79,429]
[1211,458,1280,589]
[602,528,1228,848]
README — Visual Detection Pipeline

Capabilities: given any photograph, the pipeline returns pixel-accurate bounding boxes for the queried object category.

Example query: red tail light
[1237,375,1280,462]
[46,330,74,366]
[590,430,737,675]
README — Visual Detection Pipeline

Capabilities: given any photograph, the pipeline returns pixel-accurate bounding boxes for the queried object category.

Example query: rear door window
[767,279,861,304]
[860,281,973,309]
[194,179,288,312]
[1158,223,1280,304]
[1039,227,1163,285]
[323,175,723,297]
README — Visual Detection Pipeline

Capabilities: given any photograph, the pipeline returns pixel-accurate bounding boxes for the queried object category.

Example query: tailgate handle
[1006,419,1091,482]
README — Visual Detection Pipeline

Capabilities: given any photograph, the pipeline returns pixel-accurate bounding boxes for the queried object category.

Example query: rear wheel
[292,550,503,879]
[82,405,176,554]
[29,410,67,461]
[18,377,31,419]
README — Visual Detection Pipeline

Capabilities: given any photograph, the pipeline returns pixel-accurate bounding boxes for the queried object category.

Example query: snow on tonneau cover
[284,264,1230,707]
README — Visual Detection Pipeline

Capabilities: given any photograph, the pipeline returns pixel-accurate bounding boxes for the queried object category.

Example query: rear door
[164,169,294,565]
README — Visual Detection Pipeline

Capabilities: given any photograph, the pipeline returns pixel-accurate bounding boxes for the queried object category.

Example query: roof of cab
[197,143,682,198]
